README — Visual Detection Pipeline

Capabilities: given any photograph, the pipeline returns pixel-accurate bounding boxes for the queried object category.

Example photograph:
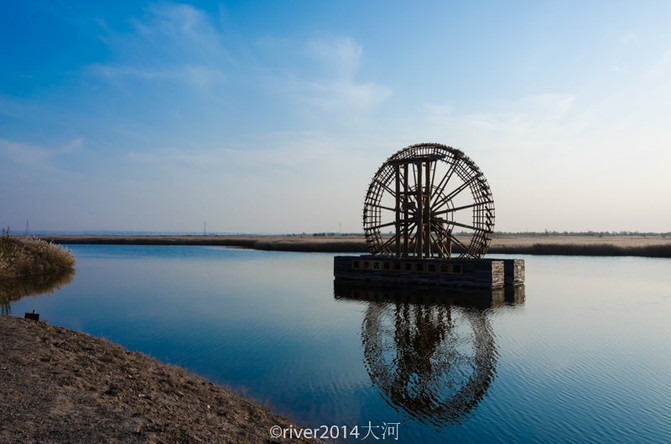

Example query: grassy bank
[1,229,76,279]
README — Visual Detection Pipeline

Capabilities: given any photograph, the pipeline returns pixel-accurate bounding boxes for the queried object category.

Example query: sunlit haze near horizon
[2,1,671,234]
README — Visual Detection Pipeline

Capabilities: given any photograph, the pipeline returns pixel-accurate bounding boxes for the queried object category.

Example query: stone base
[333,255,525,289]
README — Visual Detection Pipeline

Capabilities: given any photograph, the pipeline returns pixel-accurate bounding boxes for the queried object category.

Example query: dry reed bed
[41,234,671,257]
[1,234,76,280]
[488,243,671,257]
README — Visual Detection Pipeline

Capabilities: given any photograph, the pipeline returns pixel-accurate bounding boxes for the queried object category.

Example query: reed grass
[253,238,671,257]
[486,243,671,258]
[0,228,76,280]
[1,226,11,256]
[38,233,671,257]
[251,238,365,252]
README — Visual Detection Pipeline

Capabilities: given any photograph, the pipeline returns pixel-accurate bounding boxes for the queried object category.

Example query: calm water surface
[5,245,671,443]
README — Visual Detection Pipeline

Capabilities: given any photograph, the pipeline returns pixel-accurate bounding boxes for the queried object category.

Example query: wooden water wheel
[363,143,494,259]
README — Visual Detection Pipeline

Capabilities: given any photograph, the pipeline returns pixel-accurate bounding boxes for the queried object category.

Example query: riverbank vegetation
[39,232,671,257]
[487,243,671,257]
[0,228,76,279]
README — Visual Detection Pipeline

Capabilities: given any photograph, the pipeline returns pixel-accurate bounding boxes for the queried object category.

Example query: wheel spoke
[368,220,397,231]
[432,224,469,254]
[434,174,480,210]
[428,230,449,257]
[437,200,493,214]
[430,158,460,207]
[449,220,493,234]
[400,221,417,256]
[407,228,419,256]
[370,202,397,212]
[381,222,414,249]
[380,232,399,251]
[374,178,397,199]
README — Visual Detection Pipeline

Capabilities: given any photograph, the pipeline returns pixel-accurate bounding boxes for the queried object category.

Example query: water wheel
[363,143,494,259]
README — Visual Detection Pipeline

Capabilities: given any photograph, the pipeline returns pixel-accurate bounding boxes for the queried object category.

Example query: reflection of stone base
[333,255,524,289]
[334,279,525,309]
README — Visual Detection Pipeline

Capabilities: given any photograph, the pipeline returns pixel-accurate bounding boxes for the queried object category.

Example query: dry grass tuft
[0,229,76,280]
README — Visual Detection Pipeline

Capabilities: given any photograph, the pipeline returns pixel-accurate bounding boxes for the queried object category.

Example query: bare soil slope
[0,315,313,443]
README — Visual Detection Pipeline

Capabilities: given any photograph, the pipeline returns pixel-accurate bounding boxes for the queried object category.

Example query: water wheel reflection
[336,284,524,426]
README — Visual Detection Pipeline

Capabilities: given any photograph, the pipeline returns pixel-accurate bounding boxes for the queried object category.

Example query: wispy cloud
[308,37,362,79]
[90,64,226,89]
[90,3,230,91]
[423,93,578,154]
[300,79,392,111]
[88,5,390,124]
[290,37,393,113]
[128,147,222,169]
[0,138,82,170]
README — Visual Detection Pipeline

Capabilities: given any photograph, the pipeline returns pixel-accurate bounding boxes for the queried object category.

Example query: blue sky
[2,1,670,233]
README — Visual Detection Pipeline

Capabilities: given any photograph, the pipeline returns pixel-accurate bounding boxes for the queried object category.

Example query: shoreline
[37,234,671,258]
[0,315,314,443]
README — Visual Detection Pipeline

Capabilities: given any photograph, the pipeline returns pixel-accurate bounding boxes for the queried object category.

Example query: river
[5,245,671,443]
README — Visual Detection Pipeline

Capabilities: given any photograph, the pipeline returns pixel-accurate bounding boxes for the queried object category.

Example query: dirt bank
[0,315,314,443]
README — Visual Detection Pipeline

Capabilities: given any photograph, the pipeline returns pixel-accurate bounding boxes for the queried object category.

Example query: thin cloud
[423,93,578,152]
[647,48,671,79]
[308,37,362,79]
[0,138,82,170]
[289,37,392,113]
[91,64,226,88]
[91,3,231,91]
[301,80,392,111]
[88,6,391,128]
[128,147,222,169]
